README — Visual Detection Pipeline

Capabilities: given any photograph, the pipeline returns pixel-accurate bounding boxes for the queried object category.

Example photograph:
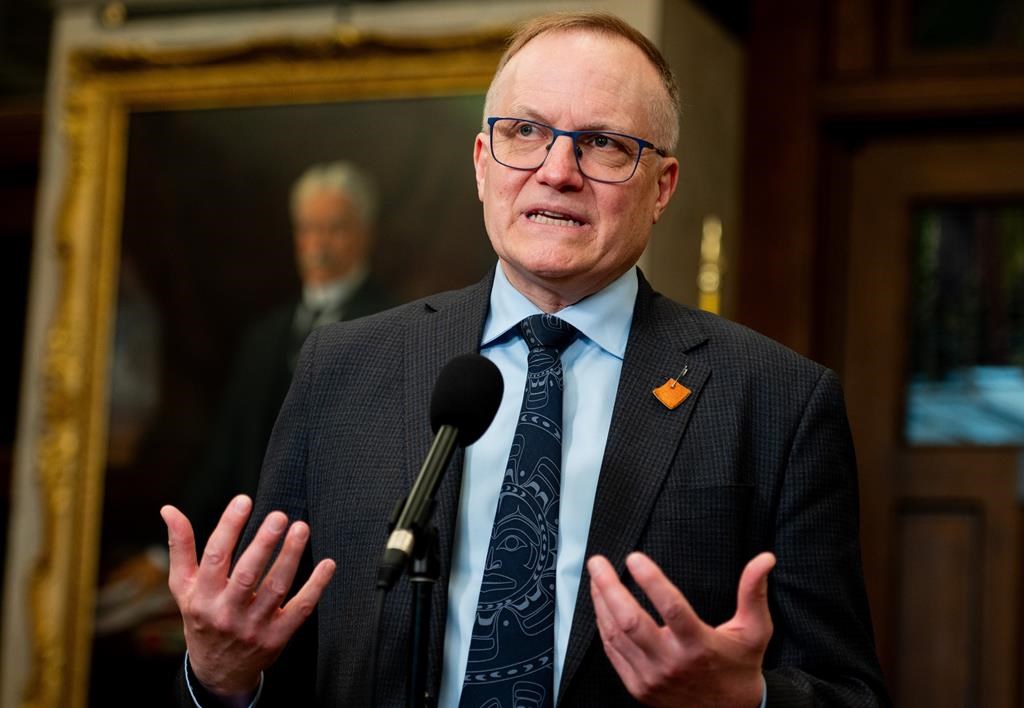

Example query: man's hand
[588,551,776,708]
[161,495,336,701]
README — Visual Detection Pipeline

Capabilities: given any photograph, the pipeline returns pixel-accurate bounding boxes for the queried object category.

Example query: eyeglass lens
[490,118,643,183]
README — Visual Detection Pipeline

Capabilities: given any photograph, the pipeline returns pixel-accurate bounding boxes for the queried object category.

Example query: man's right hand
[161,495,336,701]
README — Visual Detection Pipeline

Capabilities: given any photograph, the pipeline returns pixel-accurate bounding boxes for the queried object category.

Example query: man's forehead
[490,31,655,131]
[508,26,636,58]
[500,28,642,77]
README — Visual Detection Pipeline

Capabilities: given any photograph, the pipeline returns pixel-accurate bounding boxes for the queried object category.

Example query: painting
[26,27,507,708]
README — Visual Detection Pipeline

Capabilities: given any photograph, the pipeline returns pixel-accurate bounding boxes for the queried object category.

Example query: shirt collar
[481,264,637,360]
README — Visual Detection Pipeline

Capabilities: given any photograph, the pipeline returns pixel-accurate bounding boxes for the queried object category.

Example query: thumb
[726,552,775,645]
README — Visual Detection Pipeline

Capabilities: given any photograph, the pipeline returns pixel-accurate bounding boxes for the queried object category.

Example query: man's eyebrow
[577,122,629,134]
[505,106,548,123]
[504,107,629,134]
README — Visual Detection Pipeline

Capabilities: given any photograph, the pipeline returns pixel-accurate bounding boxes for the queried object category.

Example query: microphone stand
[373,354,502,707]
[407,525,440,708]
[376,496,440,708]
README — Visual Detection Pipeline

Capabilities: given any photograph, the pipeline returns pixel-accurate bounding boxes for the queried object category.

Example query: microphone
[377,353,503,589]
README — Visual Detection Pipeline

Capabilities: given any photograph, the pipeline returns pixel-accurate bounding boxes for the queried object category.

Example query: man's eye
[517,124,535,137]
[584,133,622,151]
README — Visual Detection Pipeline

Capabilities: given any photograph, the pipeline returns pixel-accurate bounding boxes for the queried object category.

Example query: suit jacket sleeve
[761,369,888,706]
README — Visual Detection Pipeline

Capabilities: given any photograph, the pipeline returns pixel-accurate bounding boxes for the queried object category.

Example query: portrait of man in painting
[72,58,499,705]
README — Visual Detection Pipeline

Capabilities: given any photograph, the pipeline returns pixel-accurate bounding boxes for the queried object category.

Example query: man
[162,11,888,707]
[182,160,395,549]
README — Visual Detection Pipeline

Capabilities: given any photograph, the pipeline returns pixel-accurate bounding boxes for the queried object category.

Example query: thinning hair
[483,10,681,152]
[289,161,378,227]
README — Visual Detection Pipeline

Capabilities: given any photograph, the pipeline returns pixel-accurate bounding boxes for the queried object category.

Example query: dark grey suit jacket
[181,268,887,707]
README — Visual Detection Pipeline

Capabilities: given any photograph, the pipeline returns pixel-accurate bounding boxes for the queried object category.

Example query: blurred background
[1,0,1023,706]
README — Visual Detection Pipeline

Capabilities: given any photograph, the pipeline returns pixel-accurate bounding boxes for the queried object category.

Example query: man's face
[292,188,369,286]
[474,30,679,309]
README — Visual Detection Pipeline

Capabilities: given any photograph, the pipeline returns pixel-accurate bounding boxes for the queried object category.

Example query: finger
[160,505,198,599]
[195,495,253,593]
[270,557,337,642]
[625,552,703,640]
[222,511,291,607]
[590,569,650,675]
[591,581,646,696]
[586,555,663,654]
[725,552,776,644]
[589,566,616,638]
[246,520,310,616]
[602,641,645,698]
[590,562,623,641]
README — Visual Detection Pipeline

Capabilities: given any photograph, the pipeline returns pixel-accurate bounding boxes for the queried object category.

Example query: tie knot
[519,314,577,352]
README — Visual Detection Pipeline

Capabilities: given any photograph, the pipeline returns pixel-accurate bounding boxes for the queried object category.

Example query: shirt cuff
[760,674,767,708]
[184,651,264,708]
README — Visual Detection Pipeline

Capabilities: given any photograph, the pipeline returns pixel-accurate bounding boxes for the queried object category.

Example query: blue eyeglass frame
[486,116,668,184]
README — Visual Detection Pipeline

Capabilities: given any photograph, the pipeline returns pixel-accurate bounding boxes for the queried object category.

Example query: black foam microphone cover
[429,353,504,445]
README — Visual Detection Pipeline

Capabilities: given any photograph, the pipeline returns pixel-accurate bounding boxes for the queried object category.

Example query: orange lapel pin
[652,364,691,410]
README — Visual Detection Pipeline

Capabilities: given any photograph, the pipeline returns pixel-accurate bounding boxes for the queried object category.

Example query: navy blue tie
[459,314,578,708]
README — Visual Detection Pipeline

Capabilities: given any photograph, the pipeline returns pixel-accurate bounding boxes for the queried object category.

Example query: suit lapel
[558,274,711,700]
[402,271,494,695]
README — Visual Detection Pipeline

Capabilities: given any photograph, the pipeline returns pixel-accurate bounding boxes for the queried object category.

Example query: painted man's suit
[182,269,887,706]
[182,278,394,549]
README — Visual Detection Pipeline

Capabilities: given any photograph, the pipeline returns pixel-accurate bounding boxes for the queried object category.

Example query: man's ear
[473,133,489,202]
[651,157,680,224]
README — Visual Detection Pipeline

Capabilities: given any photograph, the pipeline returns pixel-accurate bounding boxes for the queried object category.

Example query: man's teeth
[528,211,582,227]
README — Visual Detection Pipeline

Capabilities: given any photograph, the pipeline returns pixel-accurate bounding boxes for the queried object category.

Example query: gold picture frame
[29,26,506,708]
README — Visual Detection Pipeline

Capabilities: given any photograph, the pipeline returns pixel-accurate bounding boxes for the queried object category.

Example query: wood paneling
[735,0,822,356]
[822,75,1024,121]
[829,0,877,77]
[895,507,980,707]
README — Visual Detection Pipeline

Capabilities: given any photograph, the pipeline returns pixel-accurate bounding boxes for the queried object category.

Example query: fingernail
[233,496,251,513]
[292,523,309,541]
[267,513,286,532]
[159,507,173,538]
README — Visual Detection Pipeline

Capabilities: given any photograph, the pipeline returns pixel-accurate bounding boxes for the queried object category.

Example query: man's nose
[535,134,584,189]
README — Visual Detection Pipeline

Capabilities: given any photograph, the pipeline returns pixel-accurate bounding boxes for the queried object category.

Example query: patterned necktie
[459,314,578,708]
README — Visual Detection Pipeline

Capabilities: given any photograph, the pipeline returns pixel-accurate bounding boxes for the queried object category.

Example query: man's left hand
[588,551,776,708]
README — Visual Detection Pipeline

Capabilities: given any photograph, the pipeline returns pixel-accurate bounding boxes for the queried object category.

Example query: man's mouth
[526,210,584,228]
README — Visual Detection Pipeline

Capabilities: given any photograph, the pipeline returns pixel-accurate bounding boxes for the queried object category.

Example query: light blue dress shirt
[437,265,637,707]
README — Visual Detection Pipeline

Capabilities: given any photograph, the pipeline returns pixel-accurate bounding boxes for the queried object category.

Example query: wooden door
[844,134,1024,707]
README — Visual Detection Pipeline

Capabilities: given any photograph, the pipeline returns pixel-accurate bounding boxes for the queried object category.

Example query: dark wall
[0,104,41,646]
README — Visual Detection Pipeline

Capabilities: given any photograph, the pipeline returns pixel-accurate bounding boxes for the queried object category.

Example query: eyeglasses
[486,116,667,184]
